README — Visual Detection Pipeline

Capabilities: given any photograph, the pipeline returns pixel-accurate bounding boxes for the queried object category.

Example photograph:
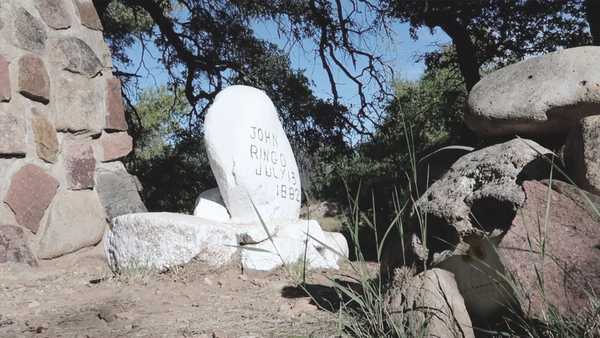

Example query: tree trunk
[586,0,600,45]
[437,19,481,92]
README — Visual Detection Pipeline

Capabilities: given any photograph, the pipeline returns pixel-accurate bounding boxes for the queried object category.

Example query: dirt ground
[0,245,374,338]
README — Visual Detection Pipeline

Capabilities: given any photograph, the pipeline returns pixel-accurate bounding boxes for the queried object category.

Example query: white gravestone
[204,85,301,224]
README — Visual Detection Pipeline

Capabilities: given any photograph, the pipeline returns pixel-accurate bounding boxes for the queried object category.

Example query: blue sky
[121,21,451,108]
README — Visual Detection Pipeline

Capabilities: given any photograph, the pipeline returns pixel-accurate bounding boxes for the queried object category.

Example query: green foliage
[387,0,592,89]
[309,59,471,232]
[98,0,157,65]
[125,86,215,213]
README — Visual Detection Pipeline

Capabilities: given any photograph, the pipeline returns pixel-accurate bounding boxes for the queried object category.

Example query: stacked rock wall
[0,0,145,265]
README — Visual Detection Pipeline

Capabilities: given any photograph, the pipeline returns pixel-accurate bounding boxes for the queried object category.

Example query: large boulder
[415,145,474,196]
[539,179,600,222]
[104,212,348,273]
[105,213,239,272]
[382,139,556,322]
[467,46,600,138]
[204,85,302,224]
[564,115,600,195]
[498,180,600,317]
[385,268,474,338]
[383,138,554,274]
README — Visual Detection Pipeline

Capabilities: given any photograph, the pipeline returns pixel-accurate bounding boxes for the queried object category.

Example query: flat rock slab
[54,75,103,134]
[38,190,106,259]
[100,132,132,162]
[64,138,95,190]
[0,55,11,102]
[467,46,600,137]
[0,224,37,266]
[51,37,102,76]
[32,112,59,163]
[35,0,71,30]
[240,219,348,271]
[105,213,239,273]
[565,115,600,195]
[14,7,47,52]
[204,85,302,224]
[4,164,59,233]
[105,78,127,131]
[104,212,349,273]
[0,108,26,156]
[96,162,147,220]
[74,0,103,31]
[18,54,50,104]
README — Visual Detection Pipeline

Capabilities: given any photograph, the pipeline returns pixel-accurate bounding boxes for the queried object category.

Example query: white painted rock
[193,188,230,222]
[322,231,349,265]
[204,85,302,224]
[104,212,239,272]
[240,220,348,271]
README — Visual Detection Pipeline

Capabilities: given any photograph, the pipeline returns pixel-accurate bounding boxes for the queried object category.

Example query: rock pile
[105,86,349,272]
[0,0,145,265]
[383,46,600,328]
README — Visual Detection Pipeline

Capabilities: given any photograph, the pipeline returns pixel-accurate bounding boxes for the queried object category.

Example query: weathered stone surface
[18,54,50,104]
[0,224,37,266]
[105,78,127,131]
[565,115,600,195]
[0,55,10,102]
[498,180,600,318]
[385,268,474,338]
[14,8,47,52]
[64,139,95,190]
[4,164,59,233]
[205,85,302,224]
[240,219,348,271]
[382,139,554,277]
[34,0,71,30]
[31,111,59,163]
[436,239,518,323]
[467,46,600,138]
[96,162,147,220]
[54,75,102,134]
[37,190,106,259]
[74,0,103,31]
[53,37,103,76]
[0,108,26,156]
[105,212,238,272]
[540,179,600,222]
[193,188,230,222]
[100,132,132,162]
[416,145,474,196]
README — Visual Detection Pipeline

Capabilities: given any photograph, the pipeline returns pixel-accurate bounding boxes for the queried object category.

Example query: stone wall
[0,0,145,265]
